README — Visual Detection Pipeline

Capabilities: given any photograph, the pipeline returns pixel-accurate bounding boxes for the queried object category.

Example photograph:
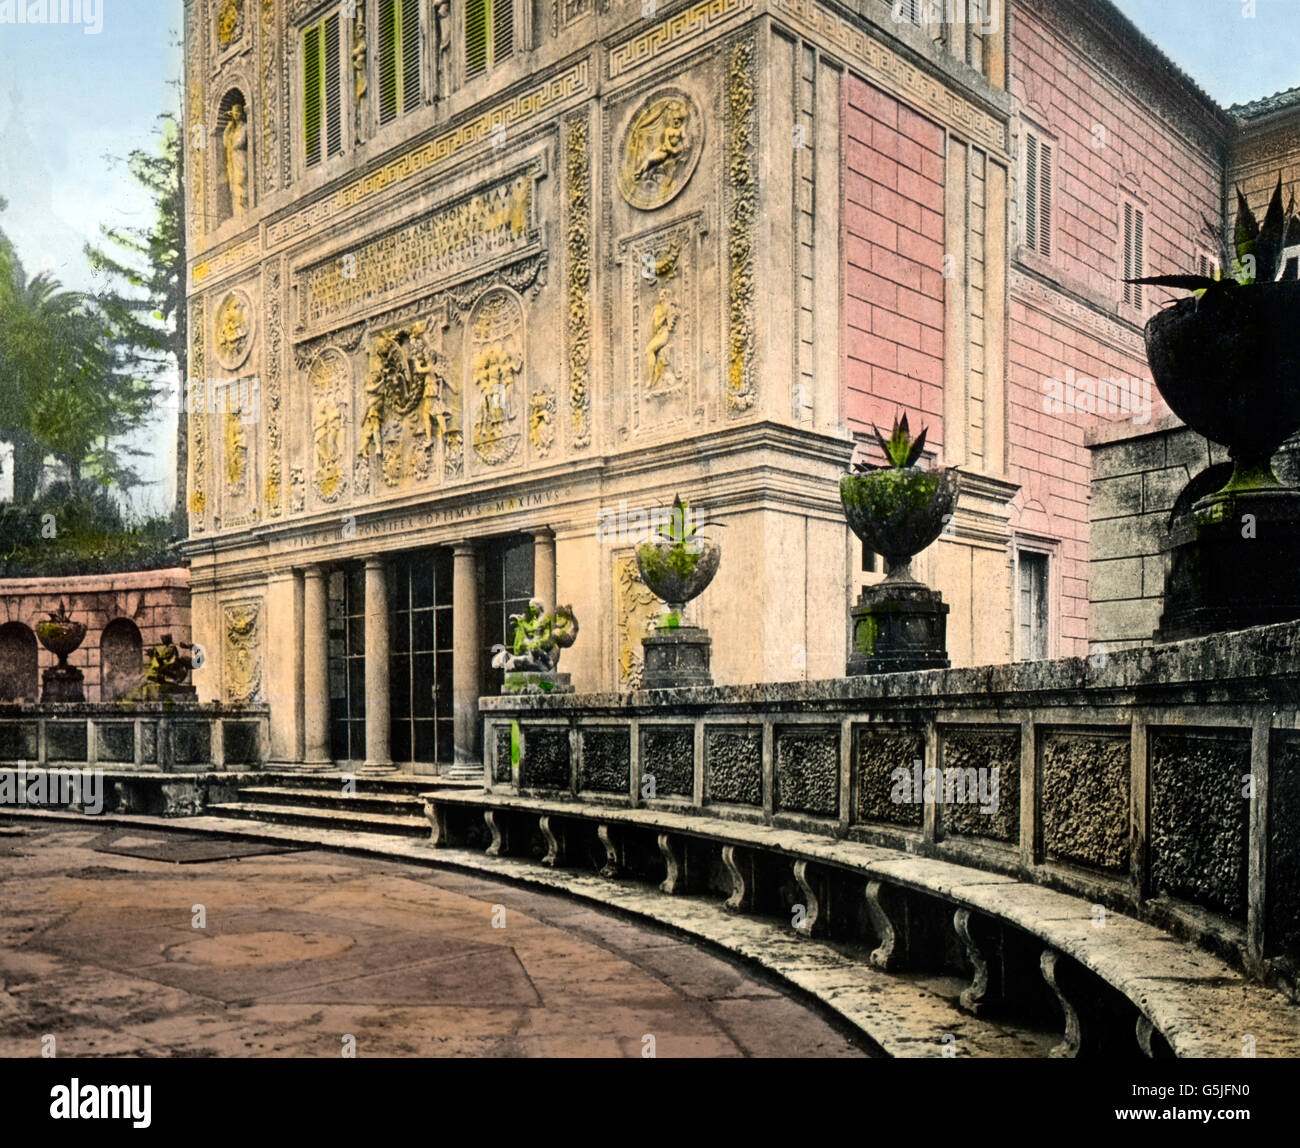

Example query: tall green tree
[0,205,160,499]
[85,111,187,527]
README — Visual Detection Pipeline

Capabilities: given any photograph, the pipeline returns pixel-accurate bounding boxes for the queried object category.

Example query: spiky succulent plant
[1128,172,1300,297]
[855,412,929,472]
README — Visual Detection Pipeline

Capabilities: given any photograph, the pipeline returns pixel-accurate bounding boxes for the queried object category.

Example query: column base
[359,761,399,776]
[272,759,335,773]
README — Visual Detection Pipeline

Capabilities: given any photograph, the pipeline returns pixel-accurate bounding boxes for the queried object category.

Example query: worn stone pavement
[0,823,871,1058]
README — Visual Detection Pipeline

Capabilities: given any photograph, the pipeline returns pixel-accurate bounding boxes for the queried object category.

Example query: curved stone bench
[424,789,1300,1058]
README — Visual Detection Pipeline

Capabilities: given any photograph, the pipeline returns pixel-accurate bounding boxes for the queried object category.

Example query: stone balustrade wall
[483,619,1300,984]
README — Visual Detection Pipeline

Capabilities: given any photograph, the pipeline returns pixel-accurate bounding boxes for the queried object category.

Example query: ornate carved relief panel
[223,598,263,704]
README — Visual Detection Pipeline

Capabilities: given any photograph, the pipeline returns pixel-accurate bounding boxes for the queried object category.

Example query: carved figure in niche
[351,0,367,103]
[224,404,248,488]
[472,318,521,449]
[434,0,451,100]
[223,100,249,217]
[358,322,452,459]
[620,95,700,210]
[644,287,680,392]
[217,0,243,48]
[215,291,251,366]
[529,391,554,453]
[314,400,344,498]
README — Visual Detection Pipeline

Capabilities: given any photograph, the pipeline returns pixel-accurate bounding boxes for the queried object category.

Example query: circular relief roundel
[213,289,255,371]
[618,91,703,211]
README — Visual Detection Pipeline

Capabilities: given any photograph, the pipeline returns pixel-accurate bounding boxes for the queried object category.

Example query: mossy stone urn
[37,608,87,702]
[1129,177,1300,640]
[840,415,957,675]
[635,495,720,689]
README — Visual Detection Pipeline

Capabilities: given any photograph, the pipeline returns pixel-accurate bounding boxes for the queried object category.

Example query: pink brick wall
[843,76,948,448]
[1007,5,1224,654]
[0,569,191,702]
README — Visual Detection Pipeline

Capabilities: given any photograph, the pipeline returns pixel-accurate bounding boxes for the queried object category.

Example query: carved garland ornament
[615,555,659,689]
[566,114,592,448]
[725,36,757,413]
[259,0,278,195]
[263,258,284,514]
[188,297,208,527]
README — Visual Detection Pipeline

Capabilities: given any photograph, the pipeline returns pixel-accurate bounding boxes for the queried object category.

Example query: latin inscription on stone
[299,171,538,331]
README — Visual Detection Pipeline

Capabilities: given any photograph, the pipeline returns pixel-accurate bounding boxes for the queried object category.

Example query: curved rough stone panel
[580,728,631,794]
[1269,732,1300,954]
[1150,731,1249,921]
[775,727,839,817]
[940,728,1020,844]
[705,726,762,806]
[494,726,513,783]
[640,726,694,797]
[854,728,924,827]
[521,726,570,791]
[1040,732,1129,873]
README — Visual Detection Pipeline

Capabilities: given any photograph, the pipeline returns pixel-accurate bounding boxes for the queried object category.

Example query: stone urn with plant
[37,607,87,702]
[1126,173,1300,639]
[635,494,721,689]
[839,413,958,674]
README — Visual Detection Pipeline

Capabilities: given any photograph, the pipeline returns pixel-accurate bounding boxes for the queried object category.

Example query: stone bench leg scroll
[792,860,820,938]
[658,833,681,894]
[954,908,989,1014]
[865,879,901,970]
[539,815,561,867]
[485,810,505,857]
[597,824,619,878]
[427,802,448,848]
[1040,949,1081,1058]
[721,845,750,912]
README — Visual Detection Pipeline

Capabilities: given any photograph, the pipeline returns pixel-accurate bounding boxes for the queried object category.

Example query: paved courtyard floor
[0,822,870,1058]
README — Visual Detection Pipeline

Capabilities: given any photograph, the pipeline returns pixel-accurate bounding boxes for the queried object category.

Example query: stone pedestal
[641,625,713,689]
[502,670,573,695]
[847,579,950,675]
[41,666,85,703]
[1157,488,1300,642]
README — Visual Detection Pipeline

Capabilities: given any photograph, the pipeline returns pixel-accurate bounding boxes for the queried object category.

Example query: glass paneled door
[390,549,455,771]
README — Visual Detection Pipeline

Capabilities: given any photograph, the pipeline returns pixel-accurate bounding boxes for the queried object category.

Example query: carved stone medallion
[618,91,702,211]
[309,348,350,504]
[213,289,255,370]
[217,0,245,50]
[223,599,262,704]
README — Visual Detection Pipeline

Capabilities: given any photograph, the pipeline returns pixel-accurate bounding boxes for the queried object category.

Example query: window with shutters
[464,0,514,80]
[302,10,346,169]
[1122,201,1146,307]
[1023,129,1053,258]
[378,0,422,125]
[1197,252,1219,280]
[1017,550,1049,661]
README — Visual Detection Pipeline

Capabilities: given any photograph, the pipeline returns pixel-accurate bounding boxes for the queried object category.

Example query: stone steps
[233,785,426,818]
[206,800,429,838]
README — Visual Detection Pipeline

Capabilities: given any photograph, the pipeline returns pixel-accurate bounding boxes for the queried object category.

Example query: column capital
[452,540,479,559]
[364,554,387,571]
[300,563,328,581]
[529,525,556,542]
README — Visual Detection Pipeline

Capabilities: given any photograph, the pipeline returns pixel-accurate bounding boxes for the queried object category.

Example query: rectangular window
[1024,131,1053,257]
[328,565,367,763]
[303,10,345,168]
[1123,202,1146,307]
[378,0,422,125]
[465,0,513,80]
[390,549,455,767]
[480,535,534,696]
[1017,551,1049,661]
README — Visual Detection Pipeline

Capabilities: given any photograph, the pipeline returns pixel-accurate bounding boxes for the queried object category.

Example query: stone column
[363,557,395,773]
[265,570,304,767]
[302,565,331,768]
[532,527,556,613]
[452,542,481,768]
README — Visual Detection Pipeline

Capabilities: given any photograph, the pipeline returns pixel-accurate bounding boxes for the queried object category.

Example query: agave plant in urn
[840,414,958,675]
[1126,174,1300,640]
[636,495,721,689]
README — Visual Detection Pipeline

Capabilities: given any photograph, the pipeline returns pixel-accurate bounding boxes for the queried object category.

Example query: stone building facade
[180,0,1300,773]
